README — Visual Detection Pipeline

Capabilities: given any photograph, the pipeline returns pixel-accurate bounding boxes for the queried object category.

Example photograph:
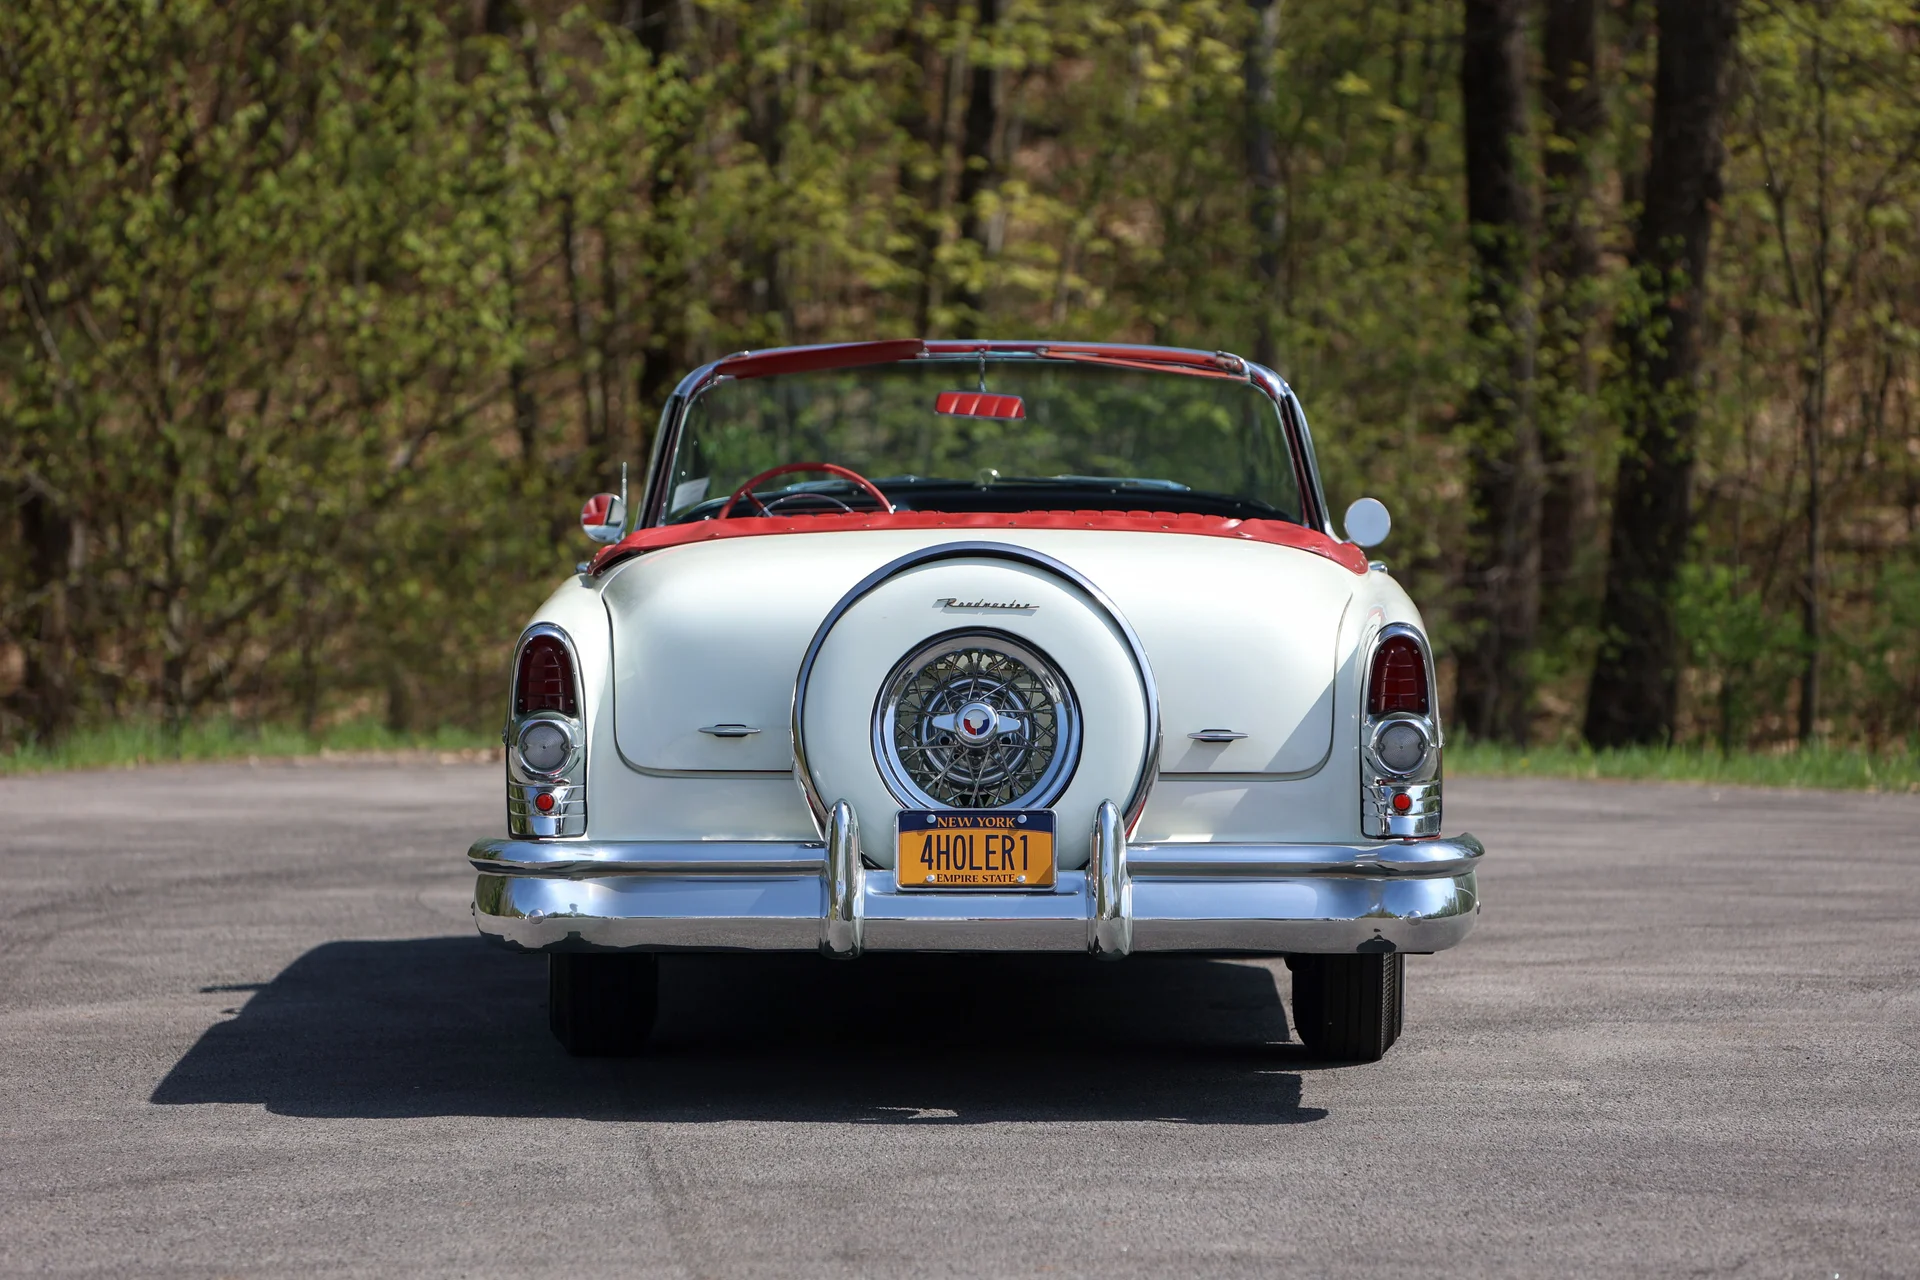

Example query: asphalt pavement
[2,761,1916,1278]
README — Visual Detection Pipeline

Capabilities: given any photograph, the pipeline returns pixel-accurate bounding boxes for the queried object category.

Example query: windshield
[658,357,1304,525]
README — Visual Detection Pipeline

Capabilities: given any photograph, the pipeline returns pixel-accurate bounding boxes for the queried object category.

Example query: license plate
[896,809,1056,889]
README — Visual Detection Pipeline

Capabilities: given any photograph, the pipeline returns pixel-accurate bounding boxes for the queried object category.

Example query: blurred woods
[1,0,1917,751]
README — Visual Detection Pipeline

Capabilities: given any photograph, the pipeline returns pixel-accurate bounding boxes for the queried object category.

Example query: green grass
[1448,740,1920,792]
[0,718,498,776]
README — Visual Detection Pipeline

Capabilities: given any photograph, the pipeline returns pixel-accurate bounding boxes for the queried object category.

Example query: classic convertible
[468,340,1483,1061]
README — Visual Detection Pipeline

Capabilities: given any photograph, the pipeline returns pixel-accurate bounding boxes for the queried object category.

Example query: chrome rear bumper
[470,801,1482,958]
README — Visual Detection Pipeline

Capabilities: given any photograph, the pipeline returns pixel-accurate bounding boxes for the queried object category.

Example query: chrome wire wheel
[873,631,1081,810]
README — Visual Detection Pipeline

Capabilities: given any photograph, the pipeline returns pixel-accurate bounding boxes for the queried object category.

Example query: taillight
[515,636,577,715]
[509,627,585,838]
[1368,636,1428,716]
[1361,628,1440,838]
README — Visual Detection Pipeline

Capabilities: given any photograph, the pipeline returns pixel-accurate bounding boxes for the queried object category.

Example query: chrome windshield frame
[633,342,1331,537]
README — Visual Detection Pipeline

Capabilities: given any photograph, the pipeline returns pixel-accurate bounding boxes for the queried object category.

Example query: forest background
[2,0,1917,758]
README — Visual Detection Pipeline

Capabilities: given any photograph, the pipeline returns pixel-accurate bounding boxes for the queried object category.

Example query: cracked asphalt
[2,761,1916,1278]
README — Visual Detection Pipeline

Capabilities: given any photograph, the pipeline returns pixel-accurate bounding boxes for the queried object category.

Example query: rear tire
[1289,953,1404,1062]
[548,953,658,1057]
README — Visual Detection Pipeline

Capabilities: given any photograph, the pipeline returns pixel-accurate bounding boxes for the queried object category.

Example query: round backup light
[517,720,573,775]
[1373,720,1430,775]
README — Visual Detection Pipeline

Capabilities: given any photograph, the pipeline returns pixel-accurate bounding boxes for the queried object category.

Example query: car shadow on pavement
[152,936,1327,1125]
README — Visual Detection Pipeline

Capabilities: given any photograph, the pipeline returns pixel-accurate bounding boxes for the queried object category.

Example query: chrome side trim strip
[821,800,864,958]
[790,540,1162,837]
[1088,800,1131,958]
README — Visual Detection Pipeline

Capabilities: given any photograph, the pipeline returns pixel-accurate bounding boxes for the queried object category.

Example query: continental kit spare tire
[794,542,1159,869]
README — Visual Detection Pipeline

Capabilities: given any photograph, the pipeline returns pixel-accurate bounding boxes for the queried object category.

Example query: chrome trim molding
[1365,779,1443,838]
[822,799,864,958]
[506,781,584,836]
[1088,800,1131,958]
[791,541,1161,836]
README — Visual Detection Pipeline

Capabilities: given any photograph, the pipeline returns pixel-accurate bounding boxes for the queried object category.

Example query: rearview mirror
[1343,497,1391,548]
[936,390,1026,419]
[580,493,626,545]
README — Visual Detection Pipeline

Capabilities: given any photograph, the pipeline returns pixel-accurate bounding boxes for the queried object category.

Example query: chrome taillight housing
[507,624,586,837]
[1361,624,1441,838]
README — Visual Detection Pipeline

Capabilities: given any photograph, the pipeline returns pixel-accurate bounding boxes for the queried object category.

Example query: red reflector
[935,390,1026,419]
[534,792,556,813]
[1391,792,1413,813]
[1368,636,1429,716]
[515,636,577,715]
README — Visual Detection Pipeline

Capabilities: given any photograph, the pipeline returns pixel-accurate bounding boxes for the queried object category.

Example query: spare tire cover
[796,545,1156,869]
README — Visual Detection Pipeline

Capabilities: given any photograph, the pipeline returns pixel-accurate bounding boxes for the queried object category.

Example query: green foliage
[1,0,1915,754]
[1676,561,1803,751]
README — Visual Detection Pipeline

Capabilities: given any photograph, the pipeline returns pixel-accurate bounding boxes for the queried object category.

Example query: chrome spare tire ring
[790,541,1161,836]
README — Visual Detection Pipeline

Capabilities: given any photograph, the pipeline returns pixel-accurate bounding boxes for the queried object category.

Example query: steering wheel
[717,462,896,519]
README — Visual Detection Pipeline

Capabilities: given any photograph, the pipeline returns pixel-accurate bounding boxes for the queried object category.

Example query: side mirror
[1343,497,1391,548]
[580,493,626,545]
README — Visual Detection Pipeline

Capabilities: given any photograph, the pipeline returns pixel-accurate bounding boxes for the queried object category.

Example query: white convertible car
[469,340,1482,1061]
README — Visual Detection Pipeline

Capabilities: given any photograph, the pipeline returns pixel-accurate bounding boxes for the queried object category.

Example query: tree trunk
[951,0,999,338]
[1244,0,1283,371]
[1796,38,1833,745]
[1584,0,1739,748]
[894,14,945,336]
[1453,0,1539,745]
[616,0,676,61]
[1536,0,1603,626]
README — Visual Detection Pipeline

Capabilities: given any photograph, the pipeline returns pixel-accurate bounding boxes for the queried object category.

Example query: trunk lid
[601,529,1354,777]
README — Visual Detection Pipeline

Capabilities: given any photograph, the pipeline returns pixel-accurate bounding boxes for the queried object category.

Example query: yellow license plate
[896,810,1056,889]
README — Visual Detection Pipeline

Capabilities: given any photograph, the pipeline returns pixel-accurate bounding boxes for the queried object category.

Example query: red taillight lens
[515,636,577,715]
[1368,635,1428,716]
